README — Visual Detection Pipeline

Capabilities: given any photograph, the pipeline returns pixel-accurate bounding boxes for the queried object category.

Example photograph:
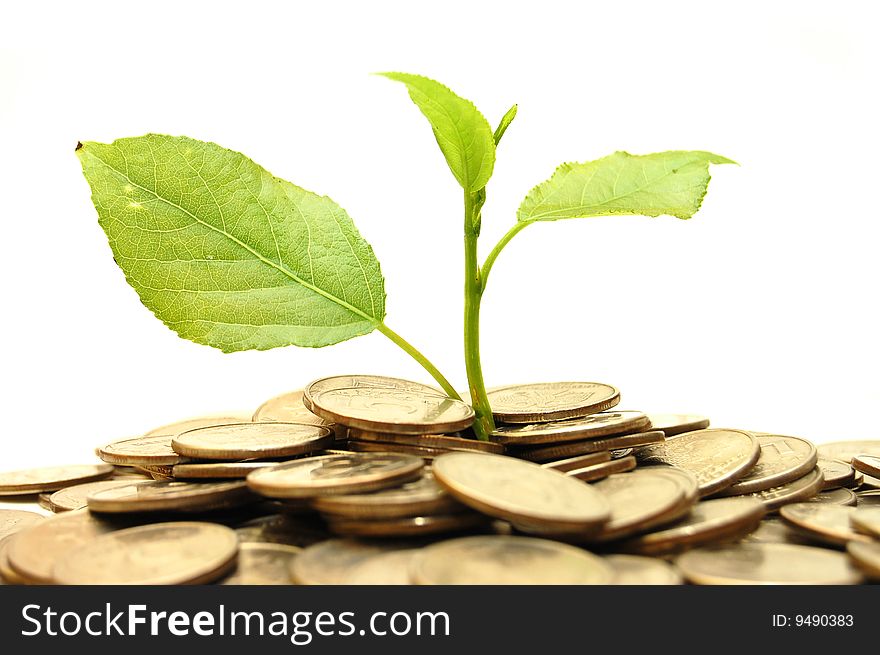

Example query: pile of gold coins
[1,375,879,585]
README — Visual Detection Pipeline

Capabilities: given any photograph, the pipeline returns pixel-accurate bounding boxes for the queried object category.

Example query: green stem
[464,192,495,441]
[480,221,529,289]
[376,323,462,401]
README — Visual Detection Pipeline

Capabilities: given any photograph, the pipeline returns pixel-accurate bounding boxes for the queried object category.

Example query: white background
[1,0,878,471]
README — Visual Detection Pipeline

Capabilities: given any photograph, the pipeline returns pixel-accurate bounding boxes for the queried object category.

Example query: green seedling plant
[77,73,734,441]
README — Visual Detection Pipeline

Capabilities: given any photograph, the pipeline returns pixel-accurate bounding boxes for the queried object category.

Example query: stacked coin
[2,375,880,585]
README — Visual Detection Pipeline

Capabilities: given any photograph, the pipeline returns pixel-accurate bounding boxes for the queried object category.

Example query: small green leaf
[77,134,386,353]
[518,150,736,223]
[493,104,518,146]
[379,72,496,193]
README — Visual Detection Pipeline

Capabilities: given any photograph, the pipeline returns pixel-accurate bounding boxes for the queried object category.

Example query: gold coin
[847,541,880,581]
[346,440,450,459]
[49,479,151,512]
[343,550,419,585]
[253,390,331,426]
[740,467,824,510]
[566,456,637,482]
[98,434,190,466]
[817,440,880,464]
[312,472,465,519]
[853,455,880,478]
[589,467,698,542]
[490,411,649,446]
[309,387,474,435]
[851,507,880,538]
[431,453,610,534]
[327,512,486,537]
[817,458,856,489]
[605,554,683,585]
[246,453,424,499]
[516,430,665,463]
[219,543,301,585]
[291,538,415,585]
[808,487,858,506]
[52,522,238,585]
[619,497,766,556]
[303,375,444,413]
[0,537,30,585]
[143,415,250,437]
[172,422,333,460]
[645,414,710,437]
[411,535,614,585]
[541,452,611,473]
[235,514,332,548]
[717,435,817,496]
[172,461,281,480]
[779,503,872,546]
[0,464,114,495]
[857,490,880,507]
[486,382,620,424]
[676,543,863,585]
[637,429,760,497]
[87,480,253,514]
[7,510,123,583]
[0,510,44,541]
[37,493,55,512]
[348,429,504,454]
[742,518,814,546]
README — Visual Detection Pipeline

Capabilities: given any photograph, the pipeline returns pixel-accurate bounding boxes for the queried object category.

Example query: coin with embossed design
[588,467,698,542]
[485,382,620,424]
[253,390,331,426]
[808,487,858,506]
[0,464,114,496]
[49,479,152,512]
[7,510,123,583]
[432,453,610,534]
[817,458,856,489]
[53,522,238,585]
[411,535,613,585]
[779,503,872,546]
[739,467,824,510]
[172,422,333,460]
[312,472,464,519]
[87,480,253,514]
[676,543,863,585]
[619,497,766,555]
[98,435,190,467]
[247,453,423,499]
[490,411,648,445]
[309,388,474,434]
[637,429,760,496]
[303,375,444,411]
[0,510,44,541]
[717,435,817,496]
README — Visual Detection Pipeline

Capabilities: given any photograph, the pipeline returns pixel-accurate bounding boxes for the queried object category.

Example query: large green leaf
[380,73,495,193]
[518,150,736,223]
[77,134,386,352]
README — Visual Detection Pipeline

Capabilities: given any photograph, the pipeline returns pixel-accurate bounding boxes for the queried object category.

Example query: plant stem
[376,323,462,401]
[463,191,495,441]
[480,221,529,289]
